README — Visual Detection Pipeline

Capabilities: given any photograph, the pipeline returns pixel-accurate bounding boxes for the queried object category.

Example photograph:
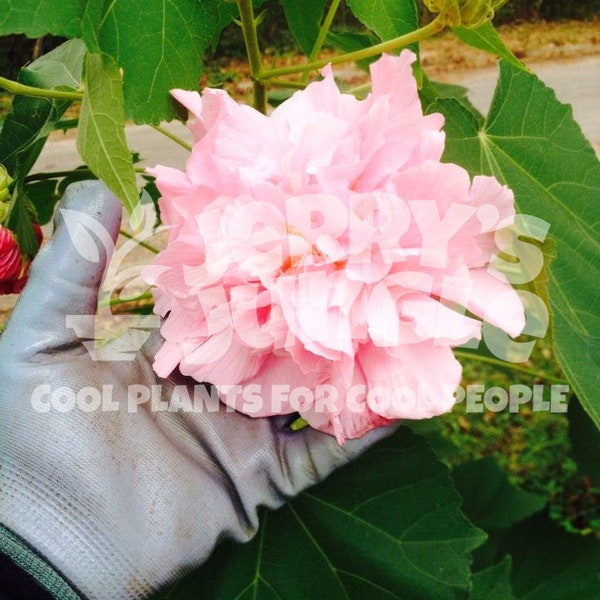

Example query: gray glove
[0,181,392,600]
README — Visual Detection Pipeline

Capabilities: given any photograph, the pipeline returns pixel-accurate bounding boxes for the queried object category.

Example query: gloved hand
[0,181,392,600]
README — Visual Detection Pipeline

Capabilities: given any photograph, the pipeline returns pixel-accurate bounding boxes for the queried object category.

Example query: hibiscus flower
[145,51,524,443]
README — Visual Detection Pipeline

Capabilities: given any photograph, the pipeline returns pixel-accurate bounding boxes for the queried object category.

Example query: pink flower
[0,223,43,295]
[145,51,524,443]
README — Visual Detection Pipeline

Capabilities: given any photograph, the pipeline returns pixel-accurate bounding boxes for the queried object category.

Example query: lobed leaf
[500,513,600,599]
[432,60,600,430]
[453,458,546,532]
[151,428,486,600]
[569,396,600,482]
[0,0,225,123]
[346,0,418,44]
[0,0,84,38]
[470,557,515,600]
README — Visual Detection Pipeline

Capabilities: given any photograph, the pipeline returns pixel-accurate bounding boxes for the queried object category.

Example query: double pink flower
[145,51,524,443]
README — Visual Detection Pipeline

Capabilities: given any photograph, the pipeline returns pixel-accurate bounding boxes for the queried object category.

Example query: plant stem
[0,76,83,101]
[268,79,308,90]
[301,0,342,84]
[150,125,192,151]
[237,0,267,113]
[454,349,569,385]
[260,16,445,80]
[24,167,146,183]
[25,169,94,183]
[118,230,160,254]
[99,291,154,308]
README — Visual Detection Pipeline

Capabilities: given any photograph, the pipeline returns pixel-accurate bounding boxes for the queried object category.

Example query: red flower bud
[0,223,43,295]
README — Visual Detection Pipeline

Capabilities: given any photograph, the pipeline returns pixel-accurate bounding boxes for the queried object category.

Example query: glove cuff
[0,523,82,600]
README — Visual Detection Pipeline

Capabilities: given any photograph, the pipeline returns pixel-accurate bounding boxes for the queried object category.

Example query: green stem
[24,167,146,183]
[454,349,569,385]
[99,291,154,308]
[268,79,309,90]
[260,16,445,80]
[150,125,192,151]
[237,0,267,113]
[0,75,83,101]
[301,0,342,84]
[25,169,93,183]
[118,230,160,254]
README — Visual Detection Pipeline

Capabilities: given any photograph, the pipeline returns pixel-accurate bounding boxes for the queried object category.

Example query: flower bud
[0,226,24,291]
[424,0,507,28]
[0,223,43,295]
[0,165,14,203]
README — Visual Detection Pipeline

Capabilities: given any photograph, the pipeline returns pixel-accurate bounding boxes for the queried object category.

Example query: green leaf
[94,0,222,123]
[433,60,600,430]
[0,0,225,123]
[151,429,486,599]
[5,191,38,257]
[280,0,326,55]
[569,396,600,482]
[346,0,418,43]
[23,179,60,225]
[0,39,85,178]
[0,0,84,38]
[420,75,484,126]
[77,53,139,224]
[453,458,546,532]
[500,512,600,600]
[453,22,525,71]
[470,557,515,600]
[406,418,462,463]
[326,31,381,71]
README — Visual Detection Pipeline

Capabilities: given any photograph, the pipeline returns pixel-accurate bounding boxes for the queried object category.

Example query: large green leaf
[0,39,85,178]
[0,0,224,123]
[346,0,418,43]
[5,192,39,257]
[569,396,600,482]
[453,458,546,532]
[500,513,600,599]
[0,0,84,38]
[151,428,485,599]
[453,22,525,71]
[77,53,139,223]
[94,0,221,123]
[470,557,515,600]
[280,0,326,56]
[326,31,381,72]
[432,60,600,429]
